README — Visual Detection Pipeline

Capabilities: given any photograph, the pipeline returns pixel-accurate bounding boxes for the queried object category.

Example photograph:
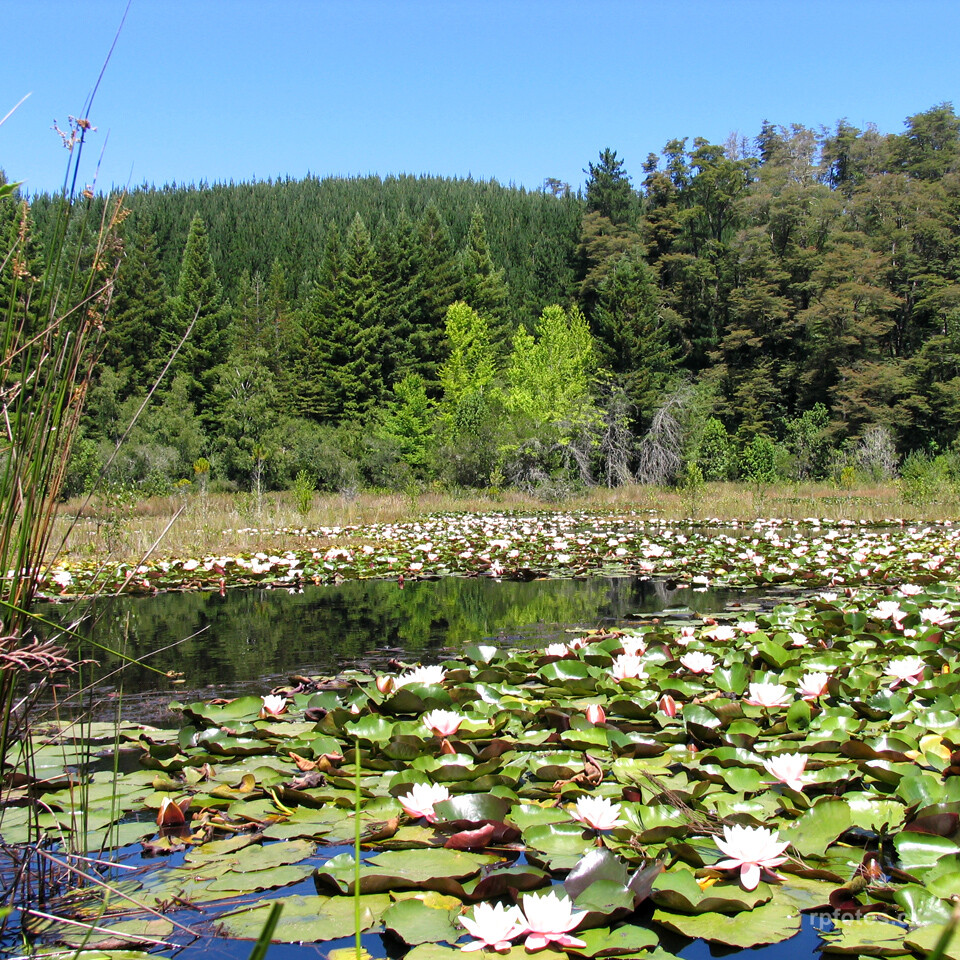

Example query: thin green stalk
[247,901,282,960]
[354,737,362,959]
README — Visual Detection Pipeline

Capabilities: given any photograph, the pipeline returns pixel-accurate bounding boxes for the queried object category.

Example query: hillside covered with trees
[7,103,960,499]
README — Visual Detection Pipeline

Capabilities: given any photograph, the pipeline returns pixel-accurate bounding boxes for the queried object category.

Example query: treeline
[8,102,960,499]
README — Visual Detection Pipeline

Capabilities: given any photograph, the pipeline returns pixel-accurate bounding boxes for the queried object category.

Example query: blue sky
[2,0,959,197]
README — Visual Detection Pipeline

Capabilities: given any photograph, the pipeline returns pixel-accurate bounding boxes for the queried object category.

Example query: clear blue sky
[2,0,958,197]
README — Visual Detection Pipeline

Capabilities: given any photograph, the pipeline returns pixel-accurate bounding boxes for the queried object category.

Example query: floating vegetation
[38,513,960,598]
[10,576,960,958]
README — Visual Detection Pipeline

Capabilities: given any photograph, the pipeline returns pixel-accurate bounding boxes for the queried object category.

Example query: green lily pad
[652,898,800,947]
[381,897,462,945]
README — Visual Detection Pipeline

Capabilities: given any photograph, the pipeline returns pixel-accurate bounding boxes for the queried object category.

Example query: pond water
[40,575,765,722]
[24,575,835,960]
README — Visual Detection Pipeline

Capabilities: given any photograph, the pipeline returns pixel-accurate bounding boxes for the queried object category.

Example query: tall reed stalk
[0,96,126,939]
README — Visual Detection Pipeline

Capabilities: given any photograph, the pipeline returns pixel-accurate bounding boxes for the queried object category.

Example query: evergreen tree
[412,202,462,390]
[592,250,677,426]
[458,205,511,347]
[102,222,170,396]
[167,214,230,402]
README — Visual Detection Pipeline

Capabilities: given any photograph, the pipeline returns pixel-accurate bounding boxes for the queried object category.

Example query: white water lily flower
[459,901,526,952]
[619,635,647,657]
[610,654,647,681]
[920,607,950,625]
[519,890,587,951]
[873,600,905,623]
[798,672,829,699]
[680,652,715,674]
[543,642,569,658]
[885,656,926,688]
[745,682,791,708]
[259,694,287,718]
[397,781,450,822]
[422,709,463,738]
[395,665,446,688]
[763,753,809,790]
[569,796,625,831]
[704,624,737,642]
[713,824,791,890]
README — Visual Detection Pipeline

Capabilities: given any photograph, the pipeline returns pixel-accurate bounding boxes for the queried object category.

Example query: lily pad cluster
[13,579,960,958]
[39,514,960,597]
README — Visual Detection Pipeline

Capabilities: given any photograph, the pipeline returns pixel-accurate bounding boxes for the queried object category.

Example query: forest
[7,102,960,500]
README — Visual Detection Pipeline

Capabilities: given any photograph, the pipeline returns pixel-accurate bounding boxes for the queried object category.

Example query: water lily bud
[376,676,394,694]
[659,694,677,718]
[585,704,606,725]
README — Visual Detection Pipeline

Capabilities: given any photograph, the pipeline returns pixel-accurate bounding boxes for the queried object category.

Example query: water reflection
[41,576,736,719]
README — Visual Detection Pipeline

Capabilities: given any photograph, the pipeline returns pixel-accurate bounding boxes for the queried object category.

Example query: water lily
[459,901,526,952]
[519,890,586,951]
[156,795,191,826]
[585,704,606,725]
[680,651,715,674]
[704,624,737,642]
[395,665,446,688]
[885,656,926,688]
[422,709,463,737]
[259,694,288,718]
[713,824,790,890]
[763,753,809,790]
[919,607,950,625]
[397,781,450,822]
[798,671,829,699]
[744,681,791,708]
[543,642,570,658]
[659,694,678,718]
[569,796,624,831]
[375,675,394,694]
[619,635,647,657]
[611,653,646,681]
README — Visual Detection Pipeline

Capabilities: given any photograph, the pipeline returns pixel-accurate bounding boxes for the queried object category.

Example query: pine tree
[102,222,171,397]
[167,214,230,401]
[458,205,511,348]
[592,250,677,426]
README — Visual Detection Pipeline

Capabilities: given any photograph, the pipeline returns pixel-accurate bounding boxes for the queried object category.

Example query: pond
[14,570,960,960]
[41,575,758,722]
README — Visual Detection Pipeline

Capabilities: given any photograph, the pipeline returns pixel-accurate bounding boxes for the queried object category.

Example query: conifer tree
[413,202,462,391]
[102,222,170,397]
[167,214,230,401]
[458,205,511,347]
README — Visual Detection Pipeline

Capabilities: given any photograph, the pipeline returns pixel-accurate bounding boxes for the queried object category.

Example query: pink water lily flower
[611,654,647,681]
[885,656,926,688]
[519,890,587,951]
[570,796,625,831]
[659,694,678,718]
[422,709,464,738]
[680,652,715,674]
[585,704,606,725]
[459,901,526,952]
[713,824,791,890]
[745,681,791,708]
[397,781,450,822]
[798,672,829,699]
[763,753,809,790]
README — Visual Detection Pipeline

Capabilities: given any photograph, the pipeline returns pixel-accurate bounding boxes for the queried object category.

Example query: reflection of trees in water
[43,576,736,694]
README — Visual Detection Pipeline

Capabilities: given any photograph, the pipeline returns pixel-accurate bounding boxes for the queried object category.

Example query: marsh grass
[49,479,959,566]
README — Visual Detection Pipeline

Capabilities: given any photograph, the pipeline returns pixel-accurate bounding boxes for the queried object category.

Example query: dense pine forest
[7,104,960,499]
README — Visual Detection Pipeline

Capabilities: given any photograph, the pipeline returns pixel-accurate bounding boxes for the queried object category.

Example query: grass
[48,478,959,567]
